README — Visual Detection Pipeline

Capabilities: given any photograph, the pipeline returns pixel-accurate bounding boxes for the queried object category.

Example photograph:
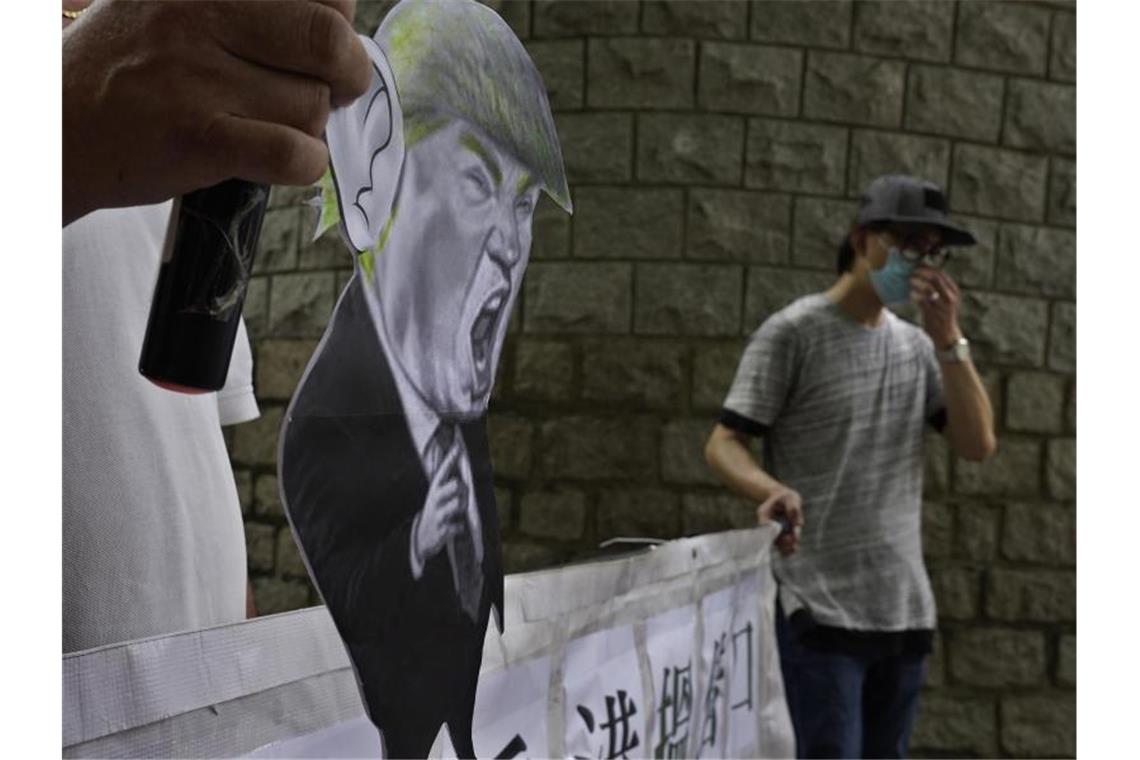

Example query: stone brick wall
[227,1,1076,756]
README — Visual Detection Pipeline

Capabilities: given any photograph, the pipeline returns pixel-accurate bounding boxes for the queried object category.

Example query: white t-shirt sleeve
[217,317,260,426]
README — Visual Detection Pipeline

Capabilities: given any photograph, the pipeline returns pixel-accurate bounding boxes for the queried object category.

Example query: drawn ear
[325,36,405,253]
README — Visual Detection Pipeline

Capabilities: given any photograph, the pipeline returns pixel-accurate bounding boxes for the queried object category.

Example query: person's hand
[63,0,372,225]
[757,487,803,556]
[911,268,964,349]
[413,439,469,564]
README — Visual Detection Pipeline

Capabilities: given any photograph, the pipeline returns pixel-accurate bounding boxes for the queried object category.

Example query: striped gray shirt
[723,294,945,631]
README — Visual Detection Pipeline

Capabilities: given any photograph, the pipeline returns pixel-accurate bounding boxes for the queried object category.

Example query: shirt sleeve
[720,314,798,436]
[217,317,260,426]
[921,334,948,432]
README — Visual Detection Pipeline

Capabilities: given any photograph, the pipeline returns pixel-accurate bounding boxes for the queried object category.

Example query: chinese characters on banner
[696,587,735,758]
[564,625,647,760]
[726,572,763,758]
[645,606,698,759]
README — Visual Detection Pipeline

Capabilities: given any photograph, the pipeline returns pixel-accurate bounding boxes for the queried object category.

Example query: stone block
[852,1,954,61]
[749,1,852,49]
[693,341,747,412]
[268,272,335,337]
[243,276,269,338]
[792,196,858,271]
[524,263,632,333]
[495,486,512,531]
[643,1,745,39]
[597,489,683,540]
[637,114,745,184]
[1050,12,1076,81]
[533,0,638,37]
[955,503,999,561]
[253,208,300,274]
[926,631,946,687]
[996,224,1075,299]
[255,474,283,520]
[255,339,319,401]
[1006,371,1066,433]
[635,264,743,336]
[527,40,585,110]
[1002,501,1075,565]
[232,406,284,467]
[353,1,398,35]
[948,628,1047,688]
[1048,301,1075,373]
[955,436,1041,497]
[556,112,632,184]
[532,194,571,260]
[268,184,311,210]
[251,577,311,615]
[904,65,1004,143]
[1005,79,1076,155]
[513,339,574,402]
[950,144,1048,223]
[1001,695,1076,757]
[480,1,530,39]
[538,416,658,481]
[980,368,1004,430]
[743,267,834,329]
[581,339,686,410]
[924,432,950,497]
[955,1,1051,76]
[910,693,997,757]
[803,52,905,128]
[1048,158,1076,228]
[573,188,684,259]
[1046,438,1075,500]
[745,118,847,194]
[682,493,757,535]
[1057,634,1076,686]
[234,469,253,516]
[986,568,1076,623]
[930,566,979,620]
[698,43,802,117]
[662,419,721,486]
[519,488,587,540]
[921,500,954,561]
[245,523,276,573]
[502,540,563,573]
[296,227,354,271]
[957,291,1048,366]
[1065,379,1075,432]
[587,38,696,109]
[487,414,533,479]
[943,215,997,289]
[275,529,308,578]
[847,130,950,197]
[688,190,791,264]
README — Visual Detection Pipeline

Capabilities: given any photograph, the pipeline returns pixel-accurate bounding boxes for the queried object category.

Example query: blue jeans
[776,608,927,759]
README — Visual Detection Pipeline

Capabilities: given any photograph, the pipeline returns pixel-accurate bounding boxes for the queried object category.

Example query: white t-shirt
[63,201,259,653]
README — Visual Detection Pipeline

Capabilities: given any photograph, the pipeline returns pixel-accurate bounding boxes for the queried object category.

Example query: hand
[63,0,372,225]
[757,487,803,556]
[413,438,470,564]
[911,267,964,349]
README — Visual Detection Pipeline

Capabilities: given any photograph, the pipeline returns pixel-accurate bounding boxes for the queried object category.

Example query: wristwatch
[937,336,971,364]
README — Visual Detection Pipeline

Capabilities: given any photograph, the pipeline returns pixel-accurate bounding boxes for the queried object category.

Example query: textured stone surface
[847,130,951,197]
[1006,371,1067,433]
[527,40,584,109]
[922,500,954,561]
[243,277,269,338]
[698,43,802,117]
[745,118,847,194]
[1057,634,1076,687]
[792,196,858,271]
[950,144,1048,223]
[924,433,951,498]
[693,342,746,411]
[1003,502,1076,565]
[275,529,308,578]
[635,264,743,336]
[957,291,1049,366]
[637,114,745,184]
[1048,301,1075,373]
[955,1,1051,76]
[687,190,791,264]
[681,493,757,535]
[1005,79,1076,154]
[255,339,318,400]
[942,215,997,289]
[254,475,283,520]
[643,1,745,39]
[513,339,574,402]
[501,540,563,573]
[245,523,276,573]
[532,195,571,260]
[955,503,999,561]
[802,52,905,128]
[661,419,720,485]
[949,628,1047,688]
[910,693,997,757]
[254,208,301,274]
[996,222,1075,298]
[587,38,696,109]
[252,577,312,616]
[487,414,534,480]
[749,1,852,49]
[1001,695,1076,757]
[904,65,1005,143]
[955,437,1041,497]
[597,488,683,540]
[267,273,335,337]
[234,469,253,516]
[744,267,834,329]
[986,568,1076,623]
[1049,158,1076,227]
[581,340,686,410]
[533,0,638,37]
[1046,438,1076,500]
[519,488,587,540]
[930,566,979,620]
[573,188,683,259]
[1051,12,1076,82]
[853,1,954,61]
[524,263,632,333]
[232,406,284,467]
[537,416,658,481]
[555,113,632,183]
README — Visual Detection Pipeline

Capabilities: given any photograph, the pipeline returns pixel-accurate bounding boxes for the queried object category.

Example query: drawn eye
[515,196,534,216]
[462,169,491,203]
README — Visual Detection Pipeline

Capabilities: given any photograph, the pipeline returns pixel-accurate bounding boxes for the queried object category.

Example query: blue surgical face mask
[869,247,918,306]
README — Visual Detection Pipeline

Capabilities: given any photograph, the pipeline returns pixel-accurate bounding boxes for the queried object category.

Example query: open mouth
[470,287,509,395]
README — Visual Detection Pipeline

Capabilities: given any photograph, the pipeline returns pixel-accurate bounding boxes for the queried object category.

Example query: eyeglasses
[880,228,951,269]
[898,247,951,269]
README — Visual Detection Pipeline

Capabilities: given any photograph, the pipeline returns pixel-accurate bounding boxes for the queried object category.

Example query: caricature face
[371,120,539,420]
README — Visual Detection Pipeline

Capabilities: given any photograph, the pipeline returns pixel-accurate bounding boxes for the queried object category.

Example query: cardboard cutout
[278,1,570,756]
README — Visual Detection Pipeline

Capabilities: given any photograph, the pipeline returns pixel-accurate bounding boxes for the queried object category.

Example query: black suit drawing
[279,275,504,758]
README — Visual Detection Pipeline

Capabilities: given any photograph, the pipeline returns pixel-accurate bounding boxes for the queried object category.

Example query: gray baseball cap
[855,174,977,247]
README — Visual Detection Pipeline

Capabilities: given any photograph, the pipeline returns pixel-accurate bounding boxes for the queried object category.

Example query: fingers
[225,57,332,138]
[197,114,328,187]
